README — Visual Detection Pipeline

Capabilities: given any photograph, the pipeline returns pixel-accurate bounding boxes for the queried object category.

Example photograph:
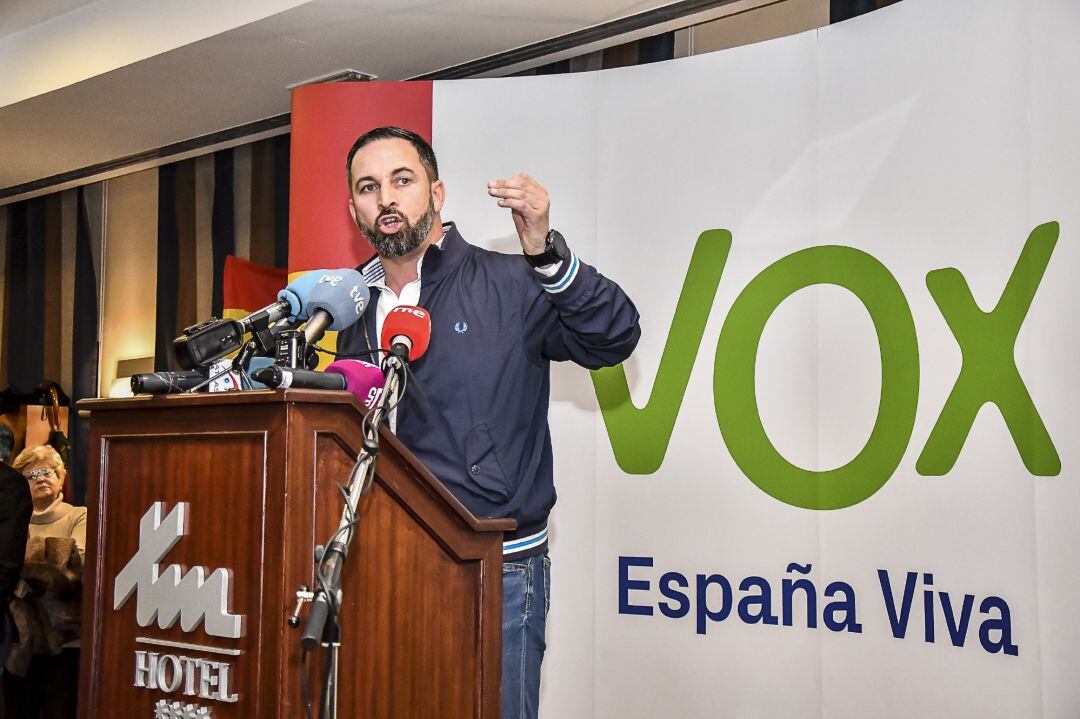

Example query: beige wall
[99,169,157,397]
[692,0,830,55]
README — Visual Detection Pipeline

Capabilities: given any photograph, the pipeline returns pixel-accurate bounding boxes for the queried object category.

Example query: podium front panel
[87,430,276,718]
[315,435,487,716]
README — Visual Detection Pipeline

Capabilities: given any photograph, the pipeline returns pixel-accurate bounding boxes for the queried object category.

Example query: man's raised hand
[487,173,550,255]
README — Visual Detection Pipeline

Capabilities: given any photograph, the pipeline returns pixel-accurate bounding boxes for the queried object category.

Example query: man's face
[348,138,445,258]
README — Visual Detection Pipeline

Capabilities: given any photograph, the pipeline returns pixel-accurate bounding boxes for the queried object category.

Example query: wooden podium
[76,390,513,718]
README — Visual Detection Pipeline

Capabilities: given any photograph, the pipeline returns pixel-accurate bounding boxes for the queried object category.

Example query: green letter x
[917,222,1060,476]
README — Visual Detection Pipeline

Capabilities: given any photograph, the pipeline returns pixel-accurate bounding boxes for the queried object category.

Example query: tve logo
[349,283,366,315]
[592,223,1061,510]
[114,502,242,639]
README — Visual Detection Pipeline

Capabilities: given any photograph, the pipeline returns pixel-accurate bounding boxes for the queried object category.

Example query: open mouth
[378,214,404,234]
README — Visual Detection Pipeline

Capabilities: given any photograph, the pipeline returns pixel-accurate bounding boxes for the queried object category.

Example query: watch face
[548,230,569,260]
[527,230,569,267]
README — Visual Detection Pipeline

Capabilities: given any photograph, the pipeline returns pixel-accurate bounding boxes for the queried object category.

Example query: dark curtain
[211,151,236,318]
[3,199,47,392]
[154,163,182,371]
[273,134,291,270]
[832,0,895,23]
[154,136,291,370]
[69,187,100,504]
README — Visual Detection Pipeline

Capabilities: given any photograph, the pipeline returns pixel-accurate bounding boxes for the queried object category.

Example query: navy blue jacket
[339,223,640,558]
[0,462,31,665]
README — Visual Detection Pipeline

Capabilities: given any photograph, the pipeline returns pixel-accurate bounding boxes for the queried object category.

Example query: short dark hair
[0,422,12,464]
[346,126,439,187]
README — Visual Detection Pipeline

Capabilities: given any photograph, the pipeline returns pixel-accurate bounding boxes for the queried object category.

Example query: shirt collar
[362,225,447,289]
[359,222,460,290]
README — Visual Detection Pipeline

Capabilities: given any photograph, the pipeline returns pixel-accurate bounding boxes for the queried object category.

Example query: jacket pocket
[464,422,513,502]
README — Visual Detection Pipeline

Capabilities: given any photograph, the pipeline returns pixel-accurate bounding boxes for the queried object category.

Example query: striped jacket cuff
[535,251,580,294]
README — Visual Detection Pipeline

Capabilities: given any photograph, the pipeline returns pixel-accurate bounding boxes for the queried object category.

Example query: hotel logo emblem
[114,502,242,639]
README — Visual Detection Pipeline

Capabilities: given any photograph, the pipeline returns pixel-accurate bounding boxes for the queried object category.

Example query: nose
[377,184,396,211]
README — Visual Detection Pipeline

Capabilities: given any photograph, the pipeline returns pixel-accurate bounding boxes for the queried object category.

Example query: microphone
[130,371,206,395]
[380,305,432,362]
[173,318,244,370]
[250,365,346,390]
[239,269,330,332]
[302,270,370,344]
[172,270,335,369]
[326,360,385,409]
[251,359,385,410]
[274,270,325,322]
[242,356,278,389]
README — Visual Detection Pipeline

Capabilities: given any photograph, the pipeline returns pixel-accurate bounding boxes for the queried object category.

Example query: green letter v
[591,229,731,474]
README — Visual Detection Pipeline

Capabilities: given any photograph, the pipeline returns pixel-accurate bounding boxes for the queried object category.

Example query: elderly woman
[11,446,85,556]
[5,445,84,719]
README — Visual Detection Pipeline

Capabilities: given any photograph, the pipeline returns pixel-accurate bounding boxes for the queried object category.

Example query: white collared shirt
[368,233,446,347]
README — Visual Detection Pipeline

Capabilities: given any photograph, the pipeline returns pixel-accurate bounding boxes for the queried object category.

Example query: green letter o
[714,246,919,510]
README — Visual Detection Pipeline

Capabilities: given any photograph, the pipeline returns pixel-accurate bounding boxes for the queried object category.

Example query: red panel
[289,82,434,273]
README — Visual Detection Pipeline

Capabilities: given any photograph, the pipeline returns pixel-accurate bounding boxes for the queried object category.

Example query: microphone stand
[291,348,408,719]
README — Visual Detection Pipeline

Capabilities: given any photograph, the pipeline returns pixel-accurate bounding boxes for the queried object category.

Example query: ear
[347,198,358,226]
[431,178,446,213]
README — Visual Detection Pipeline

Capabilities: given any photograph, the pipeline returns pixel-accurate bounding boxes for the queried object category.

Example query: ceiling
[0,0,98,38]
[0,0,732,195]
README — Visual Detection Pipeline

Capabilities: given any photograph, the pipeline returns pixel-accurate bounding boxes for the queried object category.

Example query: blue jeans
[501,551,549,719]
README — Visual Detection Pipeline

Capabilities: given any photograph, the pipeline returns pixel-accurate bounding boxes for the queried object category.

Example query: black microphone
[171,270,335,370]
[237,299,293,334]
[173,318,245,370]
[172,304,295,370]
[250,365,347,390]
[131,371,207,395]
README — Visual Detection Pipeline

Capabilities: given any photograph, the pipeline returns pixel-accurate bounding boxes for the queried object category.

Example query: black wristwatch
[524,229,570,268]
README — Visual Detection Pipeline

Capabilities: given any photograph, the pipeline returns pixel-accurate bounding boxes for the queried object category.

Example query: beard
[359,198,436,259]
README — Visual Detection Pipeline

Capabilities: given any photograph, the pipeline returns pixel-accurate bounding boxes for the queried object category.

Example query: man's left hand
[488,173,550,255]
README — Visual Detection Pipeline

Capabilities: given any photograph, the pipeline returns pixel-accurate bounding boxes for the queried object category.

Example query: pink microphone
[325,359,385,409]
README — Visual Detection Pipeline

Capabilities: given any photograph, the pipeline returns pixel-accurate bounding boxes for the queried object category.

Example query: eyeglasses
[24,467,56,481]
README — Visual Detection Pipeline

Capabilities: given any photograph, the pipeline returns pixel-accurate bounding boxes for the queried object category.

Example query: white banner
[432,0,1080,715]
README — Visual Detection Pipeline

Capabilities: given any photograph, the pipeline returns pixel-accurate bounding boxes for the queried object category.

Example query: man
[0,423,14,465]
[338,126,640,719]
[0,450,33,667]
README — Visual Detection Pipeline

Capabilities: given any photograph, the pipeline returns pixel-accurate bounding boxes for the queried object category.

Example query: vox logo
[592,222,1061,510]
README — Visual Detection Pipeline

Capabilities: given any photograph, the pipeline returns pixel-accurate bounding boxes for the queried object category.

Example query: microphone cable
[311,345,381,360]
[306,357,411,712]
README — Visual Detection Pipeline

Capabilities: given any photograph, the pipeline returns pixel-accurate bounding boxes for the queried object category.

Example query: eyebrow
[354,167,416,189]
